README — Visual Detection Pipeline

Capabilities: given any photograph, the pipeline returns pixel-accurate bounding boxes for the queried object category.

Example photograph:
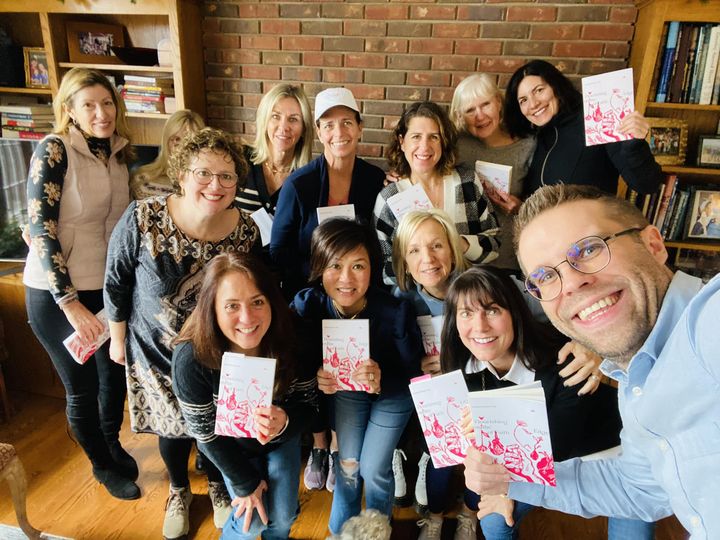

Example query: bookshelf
[629,0,720,257]
[0,0,206,145]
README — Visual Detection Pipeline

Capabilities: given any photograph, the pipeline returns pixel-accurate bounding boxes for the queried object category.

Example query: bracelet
[274,415,290,438]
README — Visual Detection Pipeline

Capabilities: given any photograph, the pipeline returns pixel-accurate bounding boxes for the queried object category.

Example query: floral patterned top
[26,133,112,303]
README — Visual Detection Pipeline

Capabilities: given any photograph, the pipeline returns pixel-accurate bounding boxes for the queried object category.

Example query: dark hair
[174,253,295,396]
[386,101,458,178]
[504,60,583,139]
[439,266,565,374]
[308,218,383,286]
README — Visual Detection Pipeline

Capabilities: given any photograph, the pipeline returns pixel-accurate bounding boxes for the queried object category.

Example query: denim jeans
[607,517,656,540]
[221,434,301,540]
[328,391,413,534]
[26,287,126,469]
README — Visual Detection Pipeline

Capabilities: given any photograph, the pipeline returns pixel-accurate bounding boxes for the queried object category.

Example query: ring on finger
[590,374,600,382]
[369,373,375,381]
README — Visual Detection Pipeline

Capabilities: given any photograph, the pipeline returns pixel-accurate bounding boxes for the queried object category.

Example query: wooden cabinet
[0,0,206,145]
[629,0,720,254]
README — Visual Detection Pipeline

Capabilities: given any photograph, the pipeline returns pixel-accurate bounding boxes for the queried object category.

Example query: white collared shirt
[464,354,536,386]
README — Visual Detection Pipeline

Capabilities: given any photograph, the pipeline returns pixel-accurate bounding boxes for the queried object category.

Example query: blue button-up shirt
[508,272,720,539]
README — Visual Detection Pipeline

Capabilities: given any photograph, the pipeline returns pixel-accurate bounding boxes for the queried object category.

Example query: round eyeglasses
[188,168,238,188]
[524,227,643,302]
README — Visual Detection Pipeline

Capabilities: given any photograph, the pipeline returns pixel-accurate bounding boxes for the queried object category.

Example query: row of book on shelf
[119,74,176,114]
[626,175,720,242]
[653,21,720,105]
[0,103,53,140]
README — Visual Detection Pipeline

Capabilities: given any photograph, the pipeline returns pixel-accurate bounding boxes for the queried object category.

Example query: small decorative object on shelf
[110,46,157,66]
[22,47,49,89]
[646,117,688,165]
[696,135,720,168]
[684,188,720,240]
[66,21,125,64]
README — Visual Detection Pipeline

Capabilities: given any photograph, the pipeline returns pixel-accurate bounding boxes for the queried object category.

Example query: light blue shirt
[508,271,720,539]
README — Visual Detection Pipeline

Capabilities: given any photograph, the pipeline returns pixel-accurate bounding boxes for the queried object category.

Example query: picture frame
[645,117,688,165]
[684,188,720,241]
[23,47,50,89]
[66,21,125,64]
[696,135,720,168]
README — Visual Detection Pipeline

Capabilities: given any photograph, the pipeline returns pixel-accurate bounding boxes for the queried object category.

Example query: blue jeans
[221,434,301,540]
[608,517,656,539]
[328,391,413,534]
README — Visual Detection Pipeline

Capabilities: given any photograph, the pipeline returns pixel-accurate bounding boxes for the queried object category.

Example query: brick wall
[202,0,638,166]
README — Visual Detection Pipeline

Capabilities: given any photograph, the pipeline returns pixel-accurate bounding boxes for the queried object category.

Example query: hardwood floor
[0,391,688,539]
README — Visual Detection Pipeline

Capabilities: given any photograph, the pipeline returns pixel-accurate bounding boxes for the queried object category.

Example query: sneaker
[417,514,443,540]
[92,467,141,500]
[326,450,339,493]
[162,486,192,540]
[208,481,232,529]
[303,448,329,490]
[108,440,139,481]
[454,513,477,540]
[414,452,430,514]
[392,449,411,507]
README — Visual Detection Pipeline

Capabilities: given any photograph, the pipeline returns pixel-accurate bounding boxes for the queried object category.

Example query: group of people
[22,57,716,540]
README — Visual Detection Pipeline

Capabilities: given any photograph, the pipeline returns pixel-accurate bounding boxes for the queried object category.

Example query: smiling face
[400,116,443,176]
[178,149,237,216]
[516,75,560,128]
[405,219,453,298]
[462,94,502,141]
[456,293,516,372]
[321,244,371,316]
[517,200,671,365]
[215,270,272,356]
[317,106,362,161]
[66,84,116,138]
[267,96,304,155]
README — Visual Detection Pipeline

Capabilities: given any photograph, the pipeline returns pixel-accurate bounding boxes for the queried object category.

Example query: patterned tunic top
[104,196,259,437]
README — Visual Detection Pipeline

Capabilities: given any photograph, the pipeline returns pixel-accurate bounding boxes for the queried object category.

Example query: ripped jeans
[328,390,413,534]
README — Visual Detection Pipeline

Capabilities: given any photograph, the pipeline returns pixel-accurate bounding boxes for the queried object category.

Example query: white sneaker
[417,514,443,540]
[392,449,411,506]
[454,513,477,540]
[163,486,192,540]
[208,481,232,529]
[415,452,430,513]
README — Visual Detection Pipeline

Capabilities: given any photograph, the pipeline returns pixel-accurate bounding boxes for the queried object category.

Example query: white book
[386,183,433,221]
[410,370,470,468]
[316,204,355,224]
[469,381,556,486]
[474,160,513,195]
[250,207,273,246]
[417,314,443,356]
[214,352,276,439]
[699,25,720,105]
[581,67,634,146]
[322,319,370,391]
[63,309,110,365]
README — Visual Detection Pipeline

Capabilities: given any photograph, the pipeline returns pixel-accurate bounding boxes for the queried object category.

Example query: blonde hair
[392,208,468,292]
[131,109,205,195]
[450,73,503,132]
[250,84,313,170]
[53,67,133,162]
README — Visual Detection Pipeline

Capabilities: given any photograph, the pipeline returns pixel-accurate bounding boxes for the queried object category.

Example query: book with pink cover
[410,370,470,468]
[582,67,634,147]
[417,315,443,356]
[214,352,276,439]
[322,319,370,391]
[469,381,556,486]
[386,183,433,221]
[62,309,110,365]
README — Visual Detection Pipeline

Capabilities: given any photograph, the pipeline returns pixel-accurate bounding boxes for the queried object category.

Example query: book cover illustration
[470,381,555,486]
[322,319,370,391]
[214,353,276,438]
[474,160,513,197]
[582,68,634,147]
[410,370,470,468]
[417,315,444,356]
[62,309,110,365]
[386,183,433,221]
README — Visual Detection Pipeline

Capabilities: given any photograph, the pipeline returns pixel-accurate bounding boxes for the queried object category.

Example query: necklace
[331,298,367,320]
[264,161,292,175]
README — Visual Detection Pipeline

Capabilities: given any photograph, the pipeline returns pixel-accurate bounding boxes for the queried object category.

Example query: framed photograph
[23,47,50,89]
[685,189,720,241]
[646,118,688,165]
[66,21,125,64]
[697,135,720,168]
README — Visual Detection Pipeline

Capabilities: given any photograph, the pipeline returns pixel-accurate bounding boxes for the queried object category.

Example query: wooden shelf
[58,62,174,73]
[665,241,720,252]
[126,112,170,120]
[662,165,720,177]
[0,86,52,95]
[646,102,720,112]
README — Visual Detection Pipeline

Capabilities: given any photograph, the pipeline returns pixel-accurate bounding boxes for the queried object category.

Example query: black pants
[26,287,126,469]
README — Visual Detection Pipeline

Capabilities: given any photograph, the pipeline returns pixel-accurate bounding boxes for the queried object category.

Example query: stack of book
[653,21,720,104]
[0,104,54,140]
[120,74,175,114]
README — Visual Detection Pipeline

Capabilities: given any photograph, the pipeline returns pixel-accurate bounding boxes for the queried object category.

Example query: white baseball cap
[314,87,361,122]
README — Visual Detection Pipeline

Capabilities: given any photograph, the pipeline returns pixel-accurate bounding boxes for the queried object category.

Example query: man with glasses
[464,184,719,539]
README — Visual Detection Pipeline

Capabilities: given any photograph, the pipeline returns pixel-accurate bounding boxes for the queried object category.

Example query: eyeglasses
[524,227,644,302]
[188,168,238,188]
